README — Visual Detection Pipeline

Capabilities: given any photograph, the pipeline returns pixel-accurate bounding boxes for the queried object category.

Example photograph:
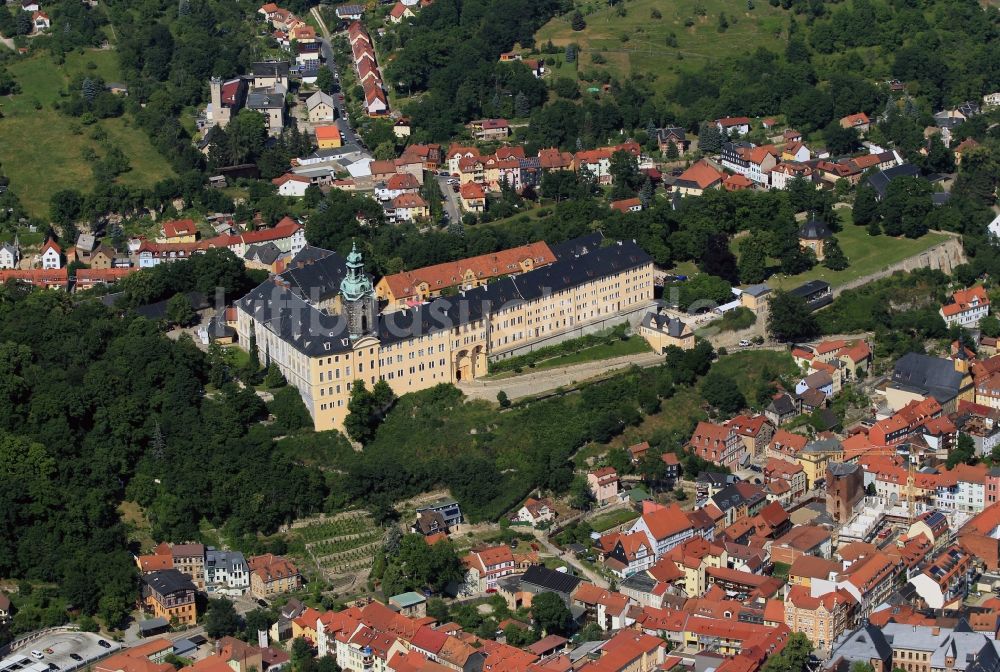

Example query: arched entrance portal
[455,350,472,382]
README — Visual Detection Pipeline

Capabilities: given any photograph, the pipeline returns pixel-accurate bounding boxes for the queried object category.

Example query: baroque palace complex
[236,235,655,431]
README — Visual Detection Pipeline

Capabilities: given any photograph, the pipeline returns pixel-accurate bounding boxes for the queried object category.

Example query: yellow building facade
[237,241,654,432]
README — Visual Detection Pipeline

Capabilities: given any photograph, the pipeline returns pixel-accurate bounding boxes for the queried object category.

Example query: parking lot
[6,631,120,672]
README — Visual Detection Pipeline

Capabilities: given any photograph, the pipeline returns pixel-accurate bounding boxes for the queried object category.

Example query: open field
[0,51,174,217]
[765,209,951,290]
[537,0,789,93]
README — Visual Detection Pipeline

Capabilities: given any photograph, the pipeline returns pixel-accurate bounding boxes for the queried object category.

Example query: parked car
[69,654,83,662]
[256,599,268,608]
[739,339,751,347]
[31,651,44,660]
[97,640,111,649]
[47,663,59,671]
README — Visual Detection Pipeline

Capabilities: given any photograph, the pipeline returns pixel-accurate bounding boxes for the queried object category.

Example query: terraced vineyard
[294,512,385,584]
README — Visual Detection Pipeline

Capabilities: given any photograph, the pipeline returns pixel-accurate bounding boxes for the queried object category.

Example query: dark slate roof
[642,312,689,337]
[135,292,210,320]
[620,572,657,594]
[711,483,762,512]
[251,61,291,77]
[742,284,770,298]
[139,618,169,633]
[548,232,606,260]
[240,240,652,358]
[932,192,952,206]
[891,352,966,403]
[245,242,282,265]
[247,90,285,109]
[788,280,831,299]
[866,163,922,199]
[831,623,893,663]
[698,472,734,487]
[827,461,859,477]
[799,218,832,240]
[658,126,687,142]
[143,569,196,595]
[768,393,797,416]
[521,565,581,595]
[519,157,541,170]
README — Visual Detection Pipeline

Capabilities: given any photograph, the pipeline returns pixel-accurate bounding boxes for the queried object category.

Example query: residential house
[600,531,655,578]
[628,502,696,557]
[638,311,694,352]
[886,352,973,413]
[40,238,62,269]
[516,498,555,527]
[390,194,430,223]
[672,161,723,196]
[0,242,19,269]
[0,593,10,624]
[364,84,388,116]
[764,458,807,499]
[716,117,751,136]
[840,113,871,133]
[906,545,971,609]
[459,182,486,213]
[770,162,814,191]
[248,554,302,598]
[611,197,643,213]
[770,525,832,564]
[740,284,771,311]
[469,119,510,141]
[32,11,50,31]
[589,467,621,505]
[657,127,690,156]
[766,393,800,426]
[572,584,633,631]
[463,545,516,593]
[388,2,414,22]
[204,548,249,594]
[784,586,856,653]
[306,91,336,123]
[781,142,811,163]
[723,174,754,191]
[688,421,744,470]
[725,414,775,457]
[142,570,197,626]
[940,286,989,328]
[273,174,311,197]
[246,89,286,136]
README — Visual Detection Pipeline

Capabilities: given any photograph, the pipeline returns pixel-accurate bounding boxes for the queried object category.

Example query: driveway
[436,175,462,223]
[531,530,609,589]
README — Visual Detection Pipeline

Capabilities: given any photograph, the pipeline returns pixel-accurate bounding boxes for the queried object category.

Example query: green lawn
[589,507,640,532]
[708,349,798,399]
[536,0,788,94]
[0,52,174,217]
[533,336,651,370]
[763,208,951,290]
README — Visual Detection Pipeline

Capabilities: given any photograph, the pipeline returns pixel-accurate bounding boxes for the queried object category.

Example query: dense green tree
[571,11,586,30]
[165,293,196,327]
[737,235,769,284]
[205,598,241,639]
[316,68,336,95]
[701,371,747,414]
[767,291,819,341]
[822,236,848,270]
[852,185,879,226]
[947,433,978,468]
[531,592,572,635]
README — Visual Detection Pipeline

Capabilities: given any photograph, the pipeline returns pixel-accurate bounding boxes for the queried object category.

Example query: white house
[204,549,250,594]
[516,498,555,527]
[989,213,1000,241]
[40,239,61,269]
[273,173,311,197]
[939,286,989,328]
[306,91,335,122]
[0,242,18,269]
[985,92,1000,108]
[627,503,696,558]
[20,0,39,12]
[716,116,751,136]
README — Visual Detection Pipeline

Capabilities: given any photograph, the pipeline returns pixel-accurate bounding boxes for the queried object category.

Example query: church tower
[340,242,377,340]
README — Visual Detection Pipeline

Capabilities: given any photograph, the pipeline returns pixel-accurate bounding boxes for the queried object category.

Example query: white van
[31,651,44,660]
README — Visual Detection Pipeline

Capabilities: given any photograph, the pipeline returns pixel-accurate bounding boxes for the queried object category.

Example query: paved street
[311,7,364,153]
[436,174,462,224]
